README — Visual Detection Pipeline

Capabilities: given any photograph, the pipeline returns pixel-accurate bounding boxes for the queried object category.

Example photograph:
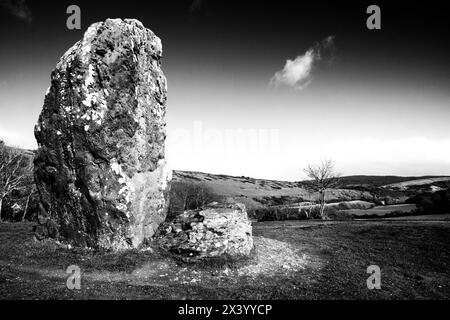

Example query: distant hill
[172,171,450,215]
[337,175,449,188]
[172,171,374,213]
[383,177,450,189]
[175,171,448,189]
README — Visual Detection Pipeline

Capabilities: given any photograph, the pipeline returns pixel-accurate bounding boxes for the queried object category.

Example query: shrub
[323,207,353,220]
[167,181,224,220]
[256,206,309,222]
[406,189,450,214]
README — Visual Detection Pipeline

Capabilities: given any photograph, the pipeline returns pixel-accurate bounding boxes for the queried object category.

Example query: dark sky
[1,0,449,179]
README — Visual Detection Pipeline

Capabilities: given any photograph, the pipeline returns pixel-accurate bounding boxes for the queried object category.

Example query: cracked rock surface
[34,18,171,250]
[157,203,254,261]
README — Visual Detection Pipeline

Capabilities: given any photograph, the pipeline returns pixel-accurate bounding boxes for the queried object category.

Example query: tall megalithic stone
[34,19,171,250]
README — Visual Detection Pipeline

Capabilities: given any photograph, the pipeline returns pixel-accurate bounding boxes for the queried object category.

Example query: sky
[0,0,449,180]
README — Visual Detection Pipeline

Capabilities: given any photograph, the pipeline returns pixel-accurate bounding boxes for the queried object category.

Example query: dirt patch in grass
[236,237,310,277]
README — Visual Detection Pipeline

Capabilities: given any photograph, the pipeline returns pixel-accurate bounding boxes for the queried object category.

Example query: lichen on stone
[157,203,254,261]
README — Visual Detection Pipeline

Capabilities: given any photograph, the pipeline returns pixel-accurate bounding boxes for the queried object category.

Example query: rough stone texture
[33,19,171,250]
[157,203,254,260]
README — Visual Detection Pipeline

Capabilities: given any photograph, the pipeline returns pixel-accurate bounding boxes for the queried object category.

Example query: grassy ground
[1,219,449,299]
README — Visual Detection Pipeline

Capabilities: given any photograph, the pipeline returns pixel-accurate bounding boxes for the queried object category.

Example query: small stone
[159,203,253,260]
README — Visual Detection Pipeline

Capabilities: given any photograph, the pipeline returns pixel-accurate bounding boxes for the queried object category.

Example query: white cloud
[270,35,335,90]
[270,49,315,90]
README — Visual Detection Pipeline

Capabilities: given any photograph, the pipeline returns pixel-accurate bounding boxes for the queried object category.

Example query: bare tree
[0,141,31,221]
[304,158,340,219]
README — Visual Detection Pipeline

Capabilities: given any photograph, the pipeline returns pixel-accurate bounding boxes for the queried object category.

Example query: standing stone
[34,19,171,250]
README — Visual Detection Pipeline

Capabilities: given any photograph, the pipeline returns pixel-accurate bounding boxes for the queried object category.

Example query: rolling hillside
[173,171,374,213]
[172,171,450,215]
[382,177,450,189]
[337,175,449,188]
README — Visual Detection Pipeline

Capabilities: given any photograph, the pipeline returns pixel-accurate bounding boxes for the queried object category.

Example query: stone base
[157,202,253,261]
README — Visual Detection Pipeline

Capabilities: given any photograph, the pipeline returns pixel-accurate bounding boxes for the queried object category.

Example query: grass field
[1,219,449,299]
